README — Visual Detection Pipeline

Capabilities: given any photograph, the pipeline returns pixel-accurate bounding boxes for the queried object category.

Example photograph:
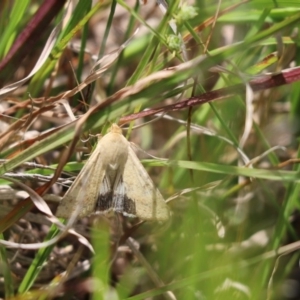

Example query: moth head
[108,123,122,134]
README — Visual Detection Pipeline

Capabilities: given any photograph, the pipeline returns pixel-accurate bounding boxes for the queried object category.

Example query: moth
[56,124,169,221]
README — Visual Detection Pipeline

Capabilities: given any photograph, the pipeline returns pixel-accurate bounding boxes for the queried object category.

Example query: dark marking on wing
[119,194,136,216]
[95,177,136,217]
[96,191,113,211]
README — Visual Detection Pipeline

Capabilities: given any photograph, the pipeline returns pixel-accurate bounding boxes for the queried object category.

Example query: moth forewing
[56,139,106,219]
[122,147,169,221]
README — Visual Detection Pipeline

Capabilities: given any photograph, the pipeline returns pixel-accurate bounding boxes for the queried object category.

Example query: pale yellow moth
[56,124,169,221]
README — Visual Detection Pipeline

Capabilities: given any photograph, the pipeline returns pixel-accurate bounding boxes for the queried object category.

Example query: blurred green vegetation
[0,0,300,299]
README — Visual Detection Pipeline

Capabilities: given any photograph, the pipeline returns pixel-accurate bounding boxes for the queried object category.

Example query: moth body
[56,124,169,221]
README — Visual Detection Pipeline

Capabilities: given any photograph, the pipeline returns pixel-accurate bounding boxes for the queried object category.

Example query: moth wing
[122,147,169,221]
[96,175,113,212]
[96,173,136,216]
[56,144,106,219]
